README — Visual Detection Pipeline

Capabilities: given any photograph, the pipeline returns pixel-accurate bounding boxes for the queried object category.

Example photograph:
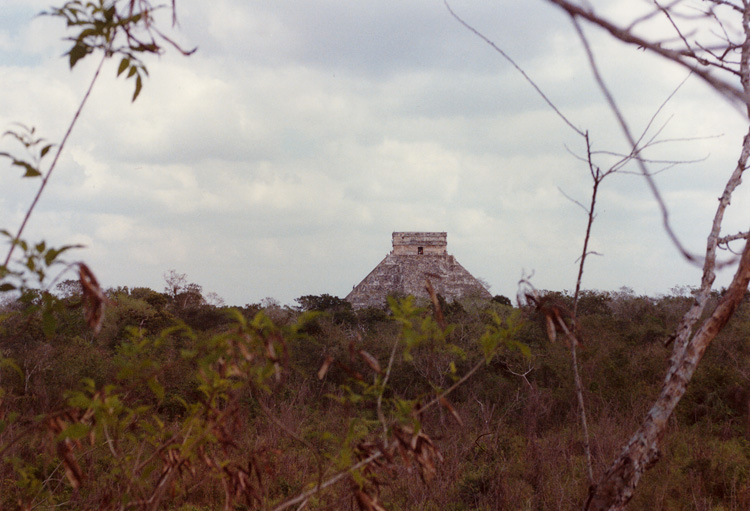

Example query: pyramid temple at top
[345,232,492,309]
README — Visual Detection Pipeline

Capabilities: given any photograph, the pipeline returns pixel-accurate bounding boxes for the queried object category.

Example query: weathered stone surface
[392,232,447,255]
[346,232,491,309]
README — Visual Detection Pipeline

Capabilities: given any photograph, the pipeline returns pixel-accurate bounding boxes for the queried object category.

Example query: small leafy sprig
[0,1,194,332]
[0,231,82,292]
[45,0,196,100]
[305,296,530,511]
[0,124,55,178]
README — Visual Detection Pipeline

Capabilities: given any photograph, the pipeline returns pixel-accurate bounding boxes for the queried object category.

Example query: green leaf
[180,349,197,359]
[40,144,53,158]
[117,57,130,77]
[9,159,41,178]
[21,164,41,178]
[44,244,83,265]
[60,422,90,441]
[42,309,57,338]
[1,358,23,380]
[104,5,116,22]
[0,283,15,292]
[44,249,59,266]
[133,75,143,101]
[0,411,20,435]
[68,43,89,68]
[147,377,165,401]
[77,28,98,41]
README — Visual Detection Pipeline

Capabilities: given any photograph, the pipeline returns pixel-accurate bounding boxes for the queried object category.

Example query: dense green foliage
[1,287,748,510]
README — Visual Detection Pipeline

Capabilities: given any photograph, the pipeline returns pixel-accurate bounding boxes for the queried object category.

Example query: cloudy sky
[1,0,748,306]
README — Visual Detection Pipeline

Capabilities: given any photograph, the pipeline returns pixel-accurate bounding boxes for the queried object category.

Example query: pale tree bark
[534,1,750,509]
[586,222,750,510]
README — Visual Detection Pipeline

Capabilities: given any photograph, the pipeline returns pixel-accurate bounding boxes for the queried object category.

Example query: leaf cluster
[0,124,55,178]
[44,0,195,100]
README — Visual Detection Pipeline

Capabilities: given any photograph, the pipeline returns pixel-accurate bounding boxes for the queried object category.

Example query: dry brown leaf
[354,489,387,511]
[79,263,106,335]
[392,425,444,482]
[57,439,84,489]
[317,355,334,380]
[358,350,382,374]
[438,396,464,426]
[414,434,443,482]
[545,314,557,343]
[424,279,446,330]
[264,340,282,381]
[238,341,254,362]
[335,360,366,382]
[265,339,277,361]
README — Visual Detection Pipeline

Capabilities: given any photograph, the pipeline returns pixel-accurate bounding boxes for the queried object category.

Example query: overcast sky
[1,0,748,306]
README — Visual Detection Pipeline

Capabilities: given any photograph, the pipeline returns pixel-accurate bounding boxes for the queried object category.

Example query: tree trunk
[585,236,750,510]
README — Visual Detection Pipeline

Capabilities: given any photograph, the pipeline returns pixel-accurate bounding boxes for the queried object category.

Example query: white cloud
[1,0,746,305]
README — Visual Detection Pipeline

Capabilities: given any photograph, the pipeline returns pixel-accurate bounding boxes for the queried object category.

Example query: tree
[295,293,352,313]
[296,294,358,327]
[541,3,750,509]
[55,279,83,299]
[449,1,750,508]
[163,270,206,309]
[491,294,512,307]
[163,270,188,301]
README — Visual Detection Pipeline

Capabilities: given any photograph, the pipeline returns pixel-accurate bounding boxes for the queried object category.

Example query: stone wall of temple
[391,232,447,255]
[346,232,491,309]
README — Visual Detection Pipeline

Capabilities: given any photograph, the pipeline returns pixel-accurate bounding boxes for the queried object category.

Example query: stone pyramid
[345,232,491,309]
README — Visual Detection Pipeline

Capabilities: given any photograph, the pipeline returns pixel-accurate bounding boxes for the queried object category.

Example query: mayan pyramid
[345,232,492,309]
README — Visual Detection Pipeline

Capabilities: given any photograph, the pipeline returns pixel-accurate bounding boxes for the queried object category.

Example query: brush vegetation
[1,283,748,510]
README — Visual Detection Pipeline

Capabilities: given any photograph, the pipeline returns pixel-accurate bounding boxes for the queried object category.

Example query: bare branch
[253,392,326,495]
[586,223,750,510]
[444,1,585,136]
[572,4,750,505]
[655,1,709,64]
[256,448,390,511]
[571,16,702,263]
[3,54,106,268]
[718,230,750,245]
[377,338,400,442]
[504,361,535,388]
[547,0,750,109]
[626,0,682,32]
[557,186,591,215]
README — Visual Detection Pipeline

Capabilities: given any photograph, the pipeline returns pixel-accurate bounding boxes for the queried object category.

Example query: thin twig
[718,231,749,245]
[566,133,598,486]
[558,315,595,486]
[571,17,701,264]
[548,0,750,109]
[444,1,585,136]
[416,357,485,417]
[377,338,400,442]
[3,53,107,268]
[253,390,326,494]
[270,447,390,511]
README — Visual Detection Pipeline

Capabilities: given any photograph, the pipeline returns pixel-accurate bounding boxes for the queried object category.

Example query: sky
[1,0,749,306]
